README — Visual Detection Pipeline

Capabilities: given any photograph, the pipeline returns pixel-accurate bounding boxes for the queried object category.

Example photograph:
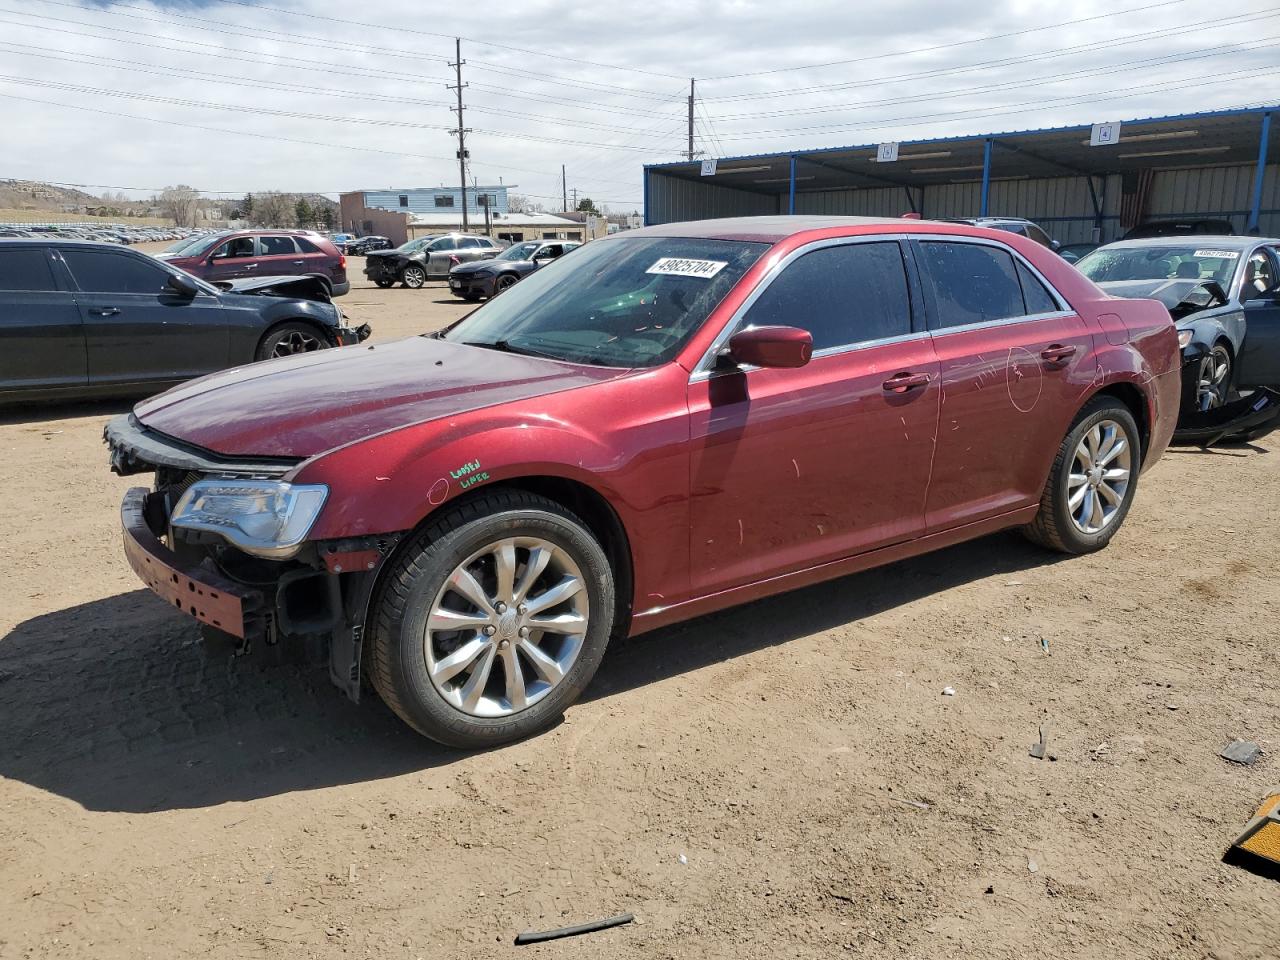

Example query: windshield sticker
[646,257,728,279]
[1193,249,1240,260]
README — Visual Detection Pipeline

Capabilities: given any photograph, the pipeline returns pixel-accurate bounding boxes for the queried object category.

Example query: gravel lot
[1,263,1278,959]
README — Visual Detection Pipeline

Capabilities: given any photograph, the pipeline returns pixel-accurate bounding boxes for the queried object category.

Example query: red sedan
[106,216,1179,747]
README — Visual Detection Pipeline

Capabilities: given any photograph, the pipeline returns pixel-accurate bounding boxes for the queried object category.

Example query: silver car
[363,233,505,289]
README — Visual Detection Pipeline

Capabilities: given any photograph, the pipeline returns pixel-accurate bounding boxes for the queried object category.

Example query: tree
[508,194,544,214]
[159,184,199,227]
[575,197,600,215]
[249,191,294,227]
[294,197,314,228]
[241,193,254,221]
[318,205,336,230]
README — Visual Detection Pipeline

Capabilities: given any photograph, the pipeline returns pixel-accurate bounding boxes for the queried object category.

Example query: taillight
[339,254,347,269]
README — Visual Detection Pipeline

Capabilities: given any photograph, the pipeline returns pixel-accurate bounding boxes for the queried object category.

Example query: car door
[914,237,1096,533]
[425,236,460,277]
[59,247,230,386]
[203,236,259,282]
[687,238,940,597]
[257,234,303,276]
[531,243,562,271]
[0,245,87,394]
[1237,245,1280,388]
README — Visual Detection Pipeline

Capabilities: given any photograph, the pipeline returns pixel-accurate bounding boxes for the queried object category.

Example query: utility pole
[448,38,471,232]
[561,164,567,213]
[686,77,696,162]
[571,187,578,211]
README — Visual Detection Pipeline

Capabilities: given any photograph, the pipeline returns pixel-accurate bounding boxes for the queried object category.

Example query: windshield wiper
[461,339,566,361]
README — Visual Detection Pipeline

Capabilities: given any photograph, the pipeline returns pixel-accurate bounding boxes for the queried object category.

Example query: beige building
[408,211,586,244]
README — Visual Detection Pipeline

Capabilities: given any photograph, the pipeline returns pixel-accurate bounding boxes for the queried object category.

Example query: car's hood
[363,249,405,260]
[133,336,624,458]
[215,274,334,302]
[1098,278,1203,309]
[451,257,511,274]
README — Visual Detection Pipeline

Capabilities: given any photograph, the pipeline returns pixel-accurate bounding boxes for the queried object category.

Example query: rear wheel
[1022,397,1141,554]
[368,490,616,748]
[401,264,427,289]
[255,321,328,362]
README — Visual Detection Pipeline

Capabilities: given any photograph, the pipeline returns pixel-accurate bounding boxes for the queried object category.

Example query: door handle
[244,263,259,270]
[88,307,120,317]
[882,372,931,393]
[1039,343,1080,363]
[292,260,305,265]
[1040,344,1077,364]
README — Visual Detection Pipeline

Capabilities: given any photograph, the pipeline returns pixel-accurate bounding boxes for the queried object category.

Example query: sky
[2,0,1278,211]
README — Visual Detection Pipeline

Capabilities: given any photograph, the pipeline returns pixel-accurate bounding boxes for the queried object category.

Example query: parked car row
[0,224,215,246]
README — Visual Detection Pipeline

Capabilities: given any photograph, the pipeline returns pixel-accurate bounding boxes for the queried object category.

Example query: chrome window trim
[690,232,1077,382]
[690,235,917,381]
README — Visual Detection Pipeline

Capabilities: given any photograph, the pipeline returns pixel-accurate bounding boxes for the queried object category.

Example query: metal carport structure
[643,106,1278,243]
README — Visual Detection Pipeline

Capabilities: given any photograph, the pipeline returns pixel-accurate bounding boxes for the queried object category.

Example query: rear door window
[1016,261,1060,314]
[62,250,172,294]
[918,241,1026,329]
[742,241,913,351]
[295,236,320,253]
[260,235,298,256]
[0,248,57,291]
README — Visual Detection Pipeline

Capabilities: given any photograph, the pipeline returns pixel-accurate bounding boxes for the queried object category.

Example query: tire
[494,273,519,294]
[1022,396,1142,555]
[255,321,329,362]
[1195,342,1233,412]
[401,264,427,289]
[374,279,394,289]
[368,489,616,748]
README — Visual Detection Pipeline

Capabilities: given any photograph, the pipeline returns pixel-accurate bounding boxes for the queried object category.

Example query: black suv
[0,239,370,404]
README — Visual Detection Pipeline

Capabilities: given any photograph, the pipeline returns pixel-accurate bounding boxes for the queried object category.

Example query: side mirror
[725,325,813,369]
[1050,239,1062,251]
[166,272,200,298]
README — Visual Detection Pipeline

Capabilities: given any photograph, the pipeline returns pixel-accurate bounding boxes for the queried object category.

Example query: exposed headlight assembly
[170,479,327,559]
[1178,329,1194,348]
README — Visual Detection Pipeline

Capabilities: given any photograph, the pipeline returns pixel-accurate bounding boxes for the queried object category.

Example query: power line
[706,38,1280,138]
[702,7,1280,102]
[202,0,686,80]
[700,0,1193,79]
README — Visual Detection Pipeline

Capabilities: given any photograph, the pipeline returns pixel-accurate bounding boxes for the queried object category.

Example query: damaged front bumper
[107,415,403,701]
[336,322,372,346]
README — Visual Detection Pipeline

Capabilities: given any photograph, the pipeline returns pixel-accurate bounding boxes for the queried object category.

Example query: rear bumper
[331,280,351,298]
[121,487,264,640]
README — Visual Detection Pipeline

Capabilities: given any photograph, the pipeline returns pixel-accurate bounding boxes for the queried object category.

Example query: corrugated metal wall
[647,165,1278,239]
[646,172,777,224]
[1148,163,1279,234]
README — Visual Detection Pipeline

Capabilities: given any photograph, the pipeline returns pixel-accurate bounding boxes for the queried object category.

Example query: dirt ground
[2,265,1279,959]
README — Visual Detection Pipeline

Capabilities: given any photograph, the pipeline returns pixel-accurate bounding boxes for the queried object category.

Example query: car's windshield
[175,233,230,257]
[1077,245,1241,288]
[441,236,768,368]
[394,237,433,254]
[498,242,540,261]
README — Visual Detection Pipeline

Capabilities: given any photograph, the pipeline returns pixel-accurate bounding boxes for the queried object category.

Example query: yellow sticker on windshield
[646,257,728,278]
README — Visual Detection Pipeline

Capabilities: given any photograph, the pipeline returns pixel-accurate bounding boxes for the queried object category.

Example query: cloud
[1,0,1274,209]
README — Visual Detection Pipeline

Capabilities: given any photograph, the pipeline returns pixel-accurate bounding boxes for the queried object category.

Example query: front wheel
[494,273,519,294]
[1195,343,1233,412]
[401,264,427,289]
[1022,397,1141,554]
[374,279,394,289]
[368,490,616,748]
[255,321,329,362]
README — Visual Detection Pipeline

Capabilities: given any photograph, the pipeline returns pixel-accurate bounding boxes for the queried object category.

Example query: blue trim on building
[643,104,1280,171]
[643,165,651,226]
[788,156,797,215]
[1249,111,1273,233]
[979,138,993,217]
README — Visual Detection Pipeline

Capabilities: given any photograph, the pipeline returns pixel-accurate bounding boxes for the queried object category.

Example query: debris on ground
[1220,740,1263,766]
[942,686,956,697]
[1027,858,1039,873]
[1029,724,1056,761]
[514,912,634,945]
[1224,792,1280,880]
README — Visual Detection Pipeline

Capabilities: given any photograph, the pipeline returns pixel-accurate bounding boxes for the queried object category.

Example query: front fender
[292,419,623,541]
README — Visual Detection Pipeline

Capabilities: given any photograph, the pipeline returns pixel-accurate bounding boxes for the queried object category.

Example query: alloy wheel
[1196,346,1232,412]
[271,329,323,357]
[424,537,589,718]
[403,266,426,288]
[1067,419,1132,535]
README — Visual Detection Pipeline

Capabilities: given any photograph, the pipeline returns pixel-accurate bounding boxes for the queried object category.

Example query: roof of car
[1096,236,1279,250]
[629,215,925,243]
